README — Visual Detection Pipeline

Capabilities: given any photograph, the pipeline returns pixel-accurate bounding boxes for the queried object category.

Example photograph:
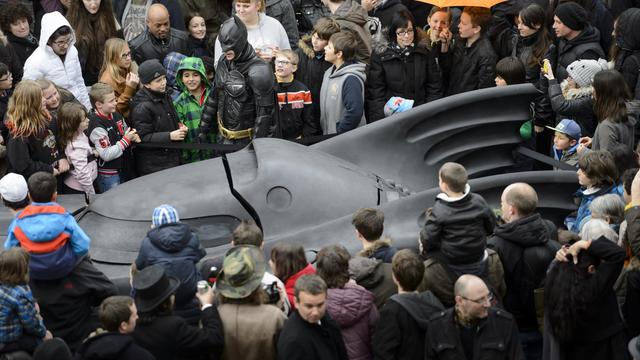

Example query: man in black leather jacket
[129,4,190,65]
[198,16,274,145]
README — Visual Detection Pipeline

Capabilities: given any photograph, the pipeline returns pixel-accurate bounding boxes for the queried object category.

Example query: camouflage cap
[216,245,266,299]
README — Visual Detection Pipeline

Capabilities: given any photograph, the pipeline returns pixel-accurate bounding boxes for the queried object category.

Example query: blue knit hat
[152,204,180,227]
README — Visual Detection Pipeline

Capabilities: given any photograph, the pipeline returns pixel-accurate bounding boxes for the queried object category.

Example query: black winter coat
[420,190,496,265]
[372,291,444,360]
[295,35,332,135]
[0,39,23,83]
[74,332,155,360]
[277,311,349,360]
[425,308,524,360]
[444,35,497,96]
[370,0,408,28]
[487,214,560,332]
[130,87,182,176]
[367,43,442,121]
[547,79,597,136]
[6,125,61,179]
[614,8,640,100]
[132,306,224,360]
[549,25,605,83]
[129,29,190,65]
[30,257,118,352]
[6,33,38,68]
[623,206,640,337]
[135,223,205,313]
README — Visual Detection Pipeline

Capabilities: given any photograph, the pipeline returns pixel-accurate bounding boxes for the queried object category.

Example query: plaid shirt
[0,284,47,342]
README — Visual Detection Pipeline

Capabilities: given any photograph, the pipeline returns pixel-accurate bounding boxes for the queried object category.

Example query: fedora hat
[133,264,181,312]
[216,245,266,299]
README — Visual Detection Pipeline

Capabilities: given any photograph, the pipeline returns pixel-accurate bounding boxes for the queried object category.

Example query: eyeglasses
[0,73,12,82]
[121,52,132,60]
[461,292,493,305]
[275,60,293,66]
[52,38,72,47]
[396,29,414,37]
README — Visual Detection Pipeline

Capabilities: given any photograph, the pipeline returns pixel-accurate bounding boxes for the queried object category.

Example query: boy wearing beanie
[549,2,604,83]
[133,204,206,325]
[130,59,188,176]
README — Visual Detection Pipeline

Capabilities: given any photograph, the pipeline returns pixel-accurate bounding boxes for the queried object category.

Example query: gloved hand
[196,132,209,144]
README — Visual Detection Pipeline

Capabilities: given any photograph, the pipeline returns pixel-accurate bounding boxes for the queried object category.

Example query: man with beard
[199,16,274,144]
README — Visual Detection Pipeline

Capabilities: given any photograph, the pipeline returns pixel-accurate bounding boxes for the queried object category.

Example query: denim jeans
[97,173,120,193]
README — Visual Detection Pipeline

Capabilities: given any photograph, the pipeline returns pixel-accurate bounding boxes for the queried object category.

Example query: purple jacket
[327,282,379,360]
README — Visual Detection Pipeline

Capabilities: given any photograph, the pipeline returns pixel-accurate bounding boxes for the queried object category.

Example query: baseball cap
[546,119,581,140]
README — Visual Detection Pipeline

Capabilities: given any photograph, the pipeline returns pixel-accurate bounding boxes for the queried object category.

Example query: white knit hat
[566,58,609,88]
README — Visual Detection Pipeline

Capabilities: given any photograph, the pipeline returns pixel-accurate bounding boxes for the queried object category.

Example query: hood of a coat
[327,283,376,327]
[76,332,135,359]
[39,11,75,48]
[147,222,193,253]
[334,0,369,27]
[566,25,601,48]
[299,34,314,57]
[176,56,211,91]
[390,291,444,330]
[375,0,401,11]
[330,61,367,82]
[493,214,551,247]
[615,8,640,51]
[349,257,384,287]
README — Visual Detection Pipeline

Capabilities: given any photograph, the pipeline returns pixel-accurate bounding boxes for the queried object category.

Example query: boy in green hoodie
[173,57,215,162]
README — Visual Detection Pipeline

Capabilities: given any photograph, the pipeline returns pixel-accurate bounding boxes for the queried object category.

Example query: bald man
[114,0,186,41]
[128,3,190,64]
[487,183,560,359]
[425,275,523,360]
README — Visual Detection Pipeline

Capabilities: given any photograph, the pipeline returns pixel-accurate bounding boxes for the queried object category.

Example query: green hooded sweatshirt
[174,57,214,162]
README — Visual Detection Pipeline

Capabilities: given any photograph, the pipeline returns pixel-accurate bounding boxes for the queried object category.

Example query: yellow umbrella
[415,0,506,8]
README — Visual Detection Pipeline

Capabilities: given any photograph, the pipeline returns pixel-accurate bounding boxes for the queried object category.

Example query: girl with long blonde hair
[6,80,69,178]
[99,37,139,118]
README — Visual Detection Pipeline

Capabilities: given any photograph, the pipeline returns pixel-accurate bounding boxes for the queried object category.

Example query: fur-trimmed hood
[561,80,594,99]
[298,34,315,58]
[356,238,397,263]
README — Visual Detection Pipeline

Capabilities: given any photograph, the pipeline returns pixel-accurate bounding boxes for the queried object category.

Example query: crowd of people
[0,0,637,192]
[1,0,640,359]
[2,156,640,359]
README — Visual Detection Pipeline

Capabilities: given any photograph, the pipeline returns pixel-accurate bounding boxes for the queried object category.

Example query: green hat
[216,245,266,299]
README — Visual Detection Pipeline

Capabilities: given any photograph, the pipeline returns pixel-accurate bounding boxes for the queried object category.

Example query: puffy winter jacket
[444,35,497,96]
[295,35,331,135]
[22,11,90,109]
[327,283,379,360]
[135,222,206,308]
[367,40,442,121]
[130,87,182,176]
[64,131,98,194]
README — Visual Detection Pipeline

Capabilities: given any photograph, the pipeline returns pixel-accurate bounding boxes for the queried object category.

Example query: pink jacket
[64,132,97,194]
